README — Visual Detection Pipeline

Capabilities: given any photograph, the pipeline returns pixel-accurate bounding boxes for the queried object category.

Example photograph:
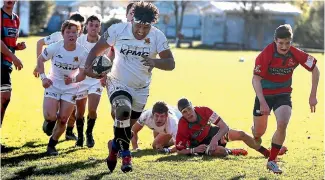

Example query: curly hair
[133,1,159,24]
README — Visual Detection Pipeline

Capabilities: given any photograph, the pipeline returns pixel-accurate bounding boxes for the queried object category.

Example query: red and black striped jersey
[1,8,20,67]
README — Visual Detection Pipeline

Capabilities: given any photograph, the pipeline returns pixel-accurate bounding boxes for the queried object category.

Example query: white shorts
[107,76,149,112]
[44,80,79,104]
[76,78,103,100]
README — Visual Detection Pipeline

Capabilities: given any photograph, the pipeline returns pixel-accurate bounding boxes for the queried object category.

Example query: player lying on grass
[131,101,181,154]
[37,20,88,156]
[175,98,287,157]
[251,24,319,174]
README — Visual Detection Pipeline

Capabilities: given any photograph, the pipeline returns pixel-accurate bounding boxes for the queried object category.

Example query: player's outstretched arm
[33,39,46,77]
[36,38,46,58]
[208,118,229,152]
[309,65,320,113]
[37,55,53,88]
[141,49,175,71]
[84,37,110,78]
[1,40,23,70]
[157,49,175,70]
[177,144,207,155]
[36,55,46,75]
[131,122,144,150]
[252,75,270,115]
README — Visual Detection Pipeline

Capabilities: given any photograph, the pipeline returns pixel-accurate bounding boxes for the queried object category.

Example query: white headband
[133,17,152,25]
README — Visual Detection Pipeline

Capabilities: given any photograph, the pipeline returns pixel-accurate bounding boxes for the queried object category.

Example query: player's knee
[88,108,97,118]
[44,111,57,121]
[113,95,131,120]
[1,95,10,108]
[253,126,266,137]
[58,115,69,125]
[277,122,288,132]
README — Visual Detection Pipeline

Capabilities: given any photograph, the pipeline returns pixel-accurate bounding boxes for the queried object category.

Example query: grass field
[1,37,324,180]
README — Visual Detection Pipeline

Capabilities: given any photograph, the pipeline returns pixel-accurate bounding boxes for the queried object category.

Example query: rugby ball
[92,55,113,75]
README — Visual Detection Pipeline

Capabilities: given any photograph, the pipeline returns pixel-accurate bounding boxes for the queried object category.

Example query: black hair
[69,13,85,24]
[133,1,159,24]
[86,15,101,24]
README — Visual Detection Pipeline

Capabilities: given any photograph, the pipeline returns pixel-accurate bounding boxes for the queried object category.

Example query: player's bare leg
[107,95,133,173]
[75,98,87,147]
[65,107,77,140]
[47,100,74,156]
[42,98,59,136]
[1,91,11,152]
[252,115,268,145]
[267,105,291,174]
[85,94,101,148]
[0,91,11,125]
[228,129,270,158]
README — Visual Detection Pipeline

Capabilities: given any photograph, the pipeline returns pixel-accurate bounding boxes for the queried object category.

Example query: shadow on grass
[1,146,80,166]
[154,154,230,162]
[132,149,158,157]
[258,178,269,180]
[1,140,65,155]
[85,171,111,180]
[228,174,246,180]
[6,159,105,180]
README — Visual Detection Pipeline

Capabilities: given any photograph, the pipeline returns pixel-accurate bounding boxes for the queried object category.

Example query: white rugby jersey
[77,34,101,82]
[137,106,181,141]
[104,22,170,88]
[43,31,63,45]
[41,40,88,81]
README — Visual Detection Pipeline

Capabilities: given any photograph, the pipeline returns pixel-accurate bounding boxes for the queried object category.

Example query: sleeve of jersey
[137,110,150,126]
[253,49,271,78]
[156,30,170,53]
[175,120,190,151]
[41,43,56,61]
[203,107,221,125]
[291,47,317,71]
[103,24,118,46]
[43,32,63,45]
[79,50,88,69]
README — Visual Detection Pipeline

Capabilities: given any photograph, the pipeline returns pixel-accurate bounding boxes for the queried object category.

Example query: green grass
[1,37,324,180]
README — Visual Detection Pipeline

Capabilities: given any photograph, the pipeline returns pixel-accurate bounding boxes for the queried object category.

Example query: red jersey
[253,42,317,95]
[1,8,20,68]
[175,106,221,151]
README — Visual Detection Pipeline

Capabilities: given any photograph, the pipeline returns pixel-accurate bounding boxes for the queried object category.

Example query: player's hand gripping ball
[92,55,113,76]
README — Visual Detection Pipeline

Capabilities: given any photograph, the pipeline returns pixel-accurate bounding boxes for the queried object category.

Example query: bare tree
[174,1,190,47]
[240,1,268,49]
[159,1,191,48]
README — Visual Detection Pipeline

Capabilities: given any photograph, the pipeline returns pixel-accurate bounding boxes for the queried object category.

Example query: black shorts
[190,126,228,149]
[1,67,12,92]
[253,93,292,116]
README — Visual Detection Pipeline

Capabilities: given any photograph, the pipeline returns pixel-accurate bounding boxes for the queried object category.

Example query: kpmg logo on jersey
[120,44,150,57]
